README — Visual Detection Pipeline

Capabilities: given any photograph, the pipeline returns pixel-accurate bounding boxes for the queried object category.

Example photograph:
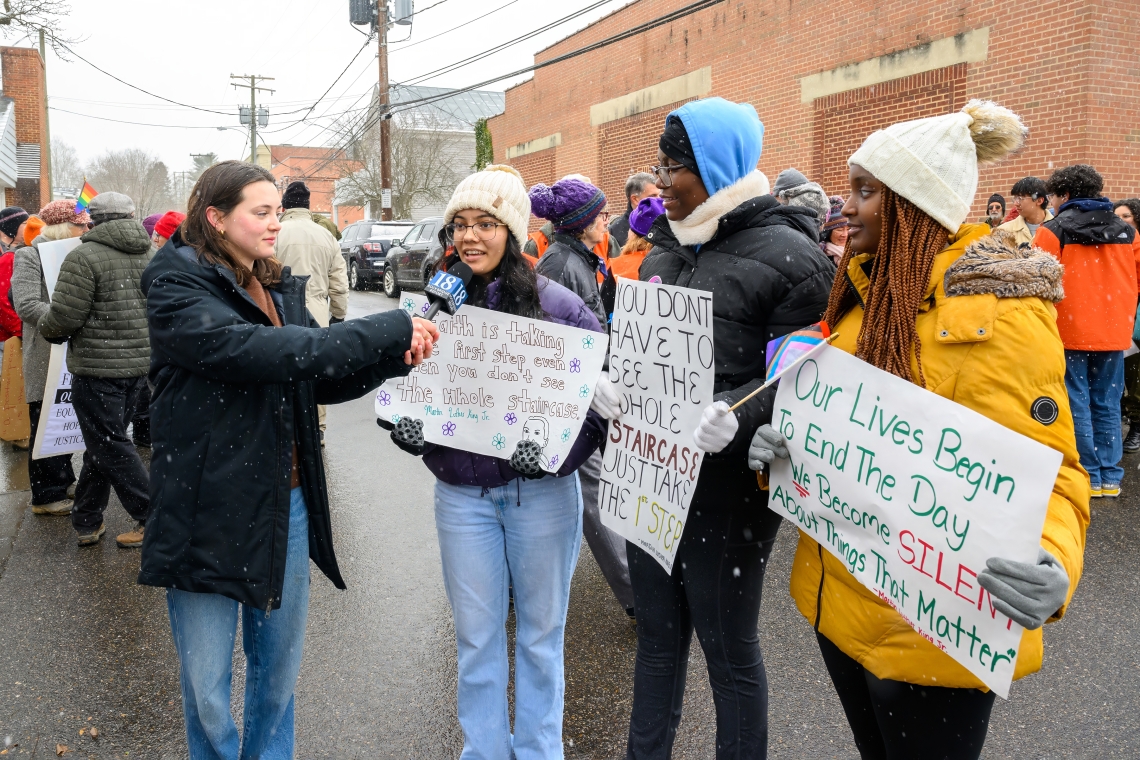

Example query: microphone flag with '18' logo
[423,262,474,321]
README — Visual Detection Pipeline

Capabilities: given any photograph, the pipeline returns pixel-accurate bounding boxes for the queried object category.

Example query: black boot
[1124,426,1140,453]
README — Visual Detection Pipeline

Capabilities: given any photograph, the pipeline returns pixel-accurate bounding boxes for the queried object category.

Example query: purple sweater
[422,275,607,487]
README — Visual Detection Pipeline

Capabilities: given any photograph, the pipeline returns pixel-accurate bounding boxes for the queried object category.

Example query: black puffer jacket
[138,236,414,611]
[535,233,608,327]
[640,181,834,467]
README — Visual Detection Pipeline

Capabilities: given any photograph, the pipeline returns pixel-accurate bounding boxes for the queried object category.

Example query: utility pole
[377,1,392,221]
[230,74,275,165]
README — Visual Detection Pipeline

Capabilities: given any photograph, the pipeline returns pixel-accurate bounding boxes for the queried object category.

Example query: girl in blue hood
[614,97,834,759]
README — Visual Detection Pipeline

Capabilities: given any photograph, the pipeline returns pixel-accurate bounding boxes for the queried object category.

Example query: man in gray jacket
[38,192,152,548]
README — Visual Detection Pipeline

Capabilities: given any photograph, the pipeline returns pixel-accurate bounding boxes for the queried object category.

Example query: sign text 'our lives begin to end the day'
[768,346,1061,697]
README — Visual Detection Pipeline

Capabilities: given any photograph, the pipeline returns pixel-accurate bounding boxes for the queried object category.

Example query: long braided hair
[822,186,950,387]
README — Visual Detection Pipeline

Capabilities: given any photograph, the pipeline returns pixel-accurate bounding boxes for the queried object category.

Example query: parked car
[339,219,416,291]
[381,216,446,298]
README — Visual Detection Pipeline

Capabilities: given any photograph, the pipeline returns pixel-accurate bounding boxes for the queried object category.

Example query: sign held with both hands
[767,346,1060,697]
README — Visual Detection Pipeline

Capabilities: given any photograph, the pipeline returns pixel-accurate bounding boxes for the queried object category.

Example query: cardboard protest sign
[768,346,1061,697]
[0,336,30,441]
[32,237,86,459]
[375,294,606,471]
[32,345,83,459]
[598,280,715,573]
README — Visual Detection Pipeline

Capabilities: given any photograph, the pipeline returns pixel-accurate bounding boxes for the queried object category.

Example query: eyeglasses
[445,221,506,241]
[650,164,686,188]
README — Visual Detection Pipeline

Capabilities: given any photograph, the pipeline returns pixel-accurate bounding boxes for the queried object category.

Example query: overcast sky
[16,0,633,174]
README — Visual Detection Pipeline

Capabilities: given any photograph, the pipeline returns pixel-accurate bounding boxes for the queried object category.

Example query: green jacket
[38,219,154,378]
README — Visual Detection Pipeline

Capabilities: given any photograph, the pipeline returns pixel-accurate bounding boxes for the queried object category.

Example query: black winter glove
[329,316,345,324]
[389,417,426,455]
[509,439,546,479]
[376,417,394,431]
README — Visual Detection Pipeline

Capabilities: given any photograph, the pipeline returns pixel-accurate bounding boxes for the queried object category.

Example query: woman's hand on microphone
[405,317,441,365]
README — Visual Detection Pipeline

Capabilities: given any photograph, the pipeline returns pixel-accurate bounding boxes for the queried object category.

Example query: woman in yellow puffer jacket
[750,102,1089,759]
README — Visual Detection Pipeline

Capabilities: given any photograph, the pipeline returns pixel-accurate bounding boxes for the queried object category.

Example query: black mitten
[390,417,426,455]
[377,417,394,431]
[509,439,546,479]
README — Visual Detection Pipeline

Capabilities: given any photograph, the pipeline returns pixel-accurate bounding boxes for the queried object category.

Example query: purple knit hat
[528,178,606,234]
[142,213,163,237]
[822,195,847,232]
[629,196,665,237]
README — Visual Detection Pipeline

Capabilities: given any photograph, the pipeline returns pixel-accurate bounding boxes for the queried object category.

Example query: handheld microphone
[423,261,473,321]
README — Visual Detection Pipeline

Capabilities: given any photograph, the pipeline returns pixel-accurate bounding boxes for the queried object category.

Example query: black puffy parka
[138,236,414,610]
[639,172,834,502]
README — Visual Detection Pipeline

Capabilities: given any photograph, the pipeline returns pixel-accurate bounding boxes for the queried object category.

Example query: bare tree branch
[0,1,80,54]
[85,148,174,218]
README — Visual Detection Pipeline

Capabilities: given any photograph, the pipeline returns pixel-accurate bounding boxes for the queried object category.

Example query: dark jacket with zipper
[639,193,834,505]
[137,234,414,610]
[535,233,610,327]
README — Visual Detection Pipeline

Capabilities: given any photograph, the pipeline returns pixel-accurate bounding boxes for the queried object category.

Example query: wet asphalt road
[0,288,1137,758]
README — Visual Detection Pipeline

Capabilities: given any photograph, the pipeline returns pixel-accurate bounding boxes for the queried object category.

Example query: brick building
[0,46,49,211]
[259,144,365,230]
[489,0,1140,231]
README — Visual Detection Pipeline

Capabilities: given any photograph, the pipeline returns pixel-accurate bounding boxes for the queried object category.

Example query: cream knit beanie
[443,164,531,247]
[849,100,1027,232]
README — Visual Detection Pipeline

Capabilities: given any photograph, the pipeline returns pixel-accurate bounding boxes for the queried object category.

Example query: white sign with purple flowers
[375,294,607,472]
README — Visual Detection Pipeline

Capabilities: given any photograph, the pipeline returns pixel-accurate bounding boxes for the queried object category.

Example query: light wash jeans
[1065,349,1125,487]
[167,487,310,760]
[434,475,583,760]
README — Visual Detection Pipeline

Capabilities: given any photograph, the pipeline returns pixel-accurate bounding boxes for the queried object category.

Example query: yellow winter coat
[789,223,1090,690]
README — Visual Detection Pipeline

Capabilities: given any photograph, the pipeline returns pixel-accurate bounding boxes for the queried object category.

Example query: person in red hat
[152,211,186,250]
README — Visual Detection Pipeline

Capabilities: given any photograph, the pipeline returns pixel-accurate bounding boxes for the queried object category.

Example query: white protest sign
[375,294,606,471]
[768,346,1060,697]
[32,345,83,459]
[38,237,81,298]
[598,280,714,573]
[32,237,87,459]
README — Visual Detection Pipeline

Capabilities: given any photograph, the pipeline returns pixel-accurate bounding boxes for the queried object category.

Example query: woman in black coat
[138,161,437,760]
[622,98,834,759]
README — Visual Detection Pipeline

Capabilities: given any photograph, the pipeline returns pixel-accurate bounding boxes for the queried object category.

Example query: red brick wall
[814,65,967,197]
[596,100,693,214]
[0,46,49,211]
[488,0,1140,224]
[510,147,557,232]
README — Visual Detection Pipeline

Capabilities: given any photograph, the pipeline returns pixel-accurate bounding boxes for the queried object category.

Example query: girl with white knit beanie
[748,102,1089,757]
[382,164,619,758]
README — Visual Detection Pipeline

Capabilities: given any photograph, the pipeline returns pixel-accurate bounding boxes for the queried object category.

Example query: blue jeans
[1065,350,1125,487]
[434,476,584,760]
[167,488,310,760]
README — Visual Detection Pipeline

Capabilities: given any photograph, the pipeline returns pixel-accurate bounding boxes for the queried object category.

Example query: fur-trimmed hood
[945,229,1064,302]
[667,170,771,246]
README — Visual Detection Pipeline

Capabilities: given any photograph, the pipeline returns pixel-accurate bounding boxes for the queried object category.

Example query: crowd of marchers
[1,92,1137,760]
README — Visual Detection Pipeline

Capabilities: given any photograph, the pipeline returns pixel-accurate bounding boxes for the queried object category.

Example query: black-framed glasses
[445,221,506,241]
[650,164,686,188]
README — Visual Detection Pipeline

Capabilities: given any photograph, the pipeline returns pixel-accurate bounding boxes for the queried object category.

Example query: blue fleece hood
[667,97,764,195]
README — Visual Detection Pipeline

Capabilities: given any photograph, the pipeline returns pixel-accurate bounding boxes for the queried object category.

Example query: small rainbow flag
[765,322,831,383]
[74,179,97,213]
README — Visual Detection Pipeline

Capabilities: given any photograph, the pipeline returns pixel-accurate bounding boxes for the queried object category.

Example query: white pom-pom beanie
[849,102,1025,233]
[443,164,531,247]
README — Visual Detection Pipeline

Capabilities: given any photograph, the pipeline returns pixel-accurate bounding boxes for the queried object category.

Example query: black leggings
[816,632,997,760]
[626,492,782,759]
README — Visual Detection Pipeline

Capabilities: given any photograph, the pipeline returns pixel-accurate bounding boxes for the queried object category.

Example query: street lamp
[217,126,271,164]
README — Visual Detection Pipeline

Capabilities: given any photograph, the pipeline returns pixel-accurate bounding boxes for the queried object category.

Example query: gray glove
[390,417,426,456]
[748,424,789,471]
[977,548,1069,630]
[509,439,546,479]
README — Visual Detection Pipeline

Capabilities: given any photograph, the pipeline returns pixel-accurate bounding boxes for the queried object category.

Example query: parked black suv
[381,216,446,298]
[340,220,415,291]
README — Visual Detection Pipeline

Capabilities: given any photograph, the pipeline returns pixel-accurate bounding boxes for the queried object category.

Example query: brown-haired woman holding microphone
[138,160,437,759]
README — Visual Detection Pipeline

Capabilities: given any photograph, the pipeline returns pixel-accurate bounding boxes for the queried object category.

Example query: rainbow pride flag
[74,180,97,213]
[765,322,831,383]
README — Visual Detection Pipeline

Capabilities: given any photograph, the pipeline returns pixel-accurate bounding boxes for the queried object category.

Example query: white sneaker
[31,499,73,516]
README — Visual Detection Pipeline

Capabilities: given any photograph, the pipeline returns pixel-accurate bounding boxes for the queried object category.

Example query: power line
[56,42,233,116]
[388,0,521,53]
[49,107,226,129]
[399,0,618,88]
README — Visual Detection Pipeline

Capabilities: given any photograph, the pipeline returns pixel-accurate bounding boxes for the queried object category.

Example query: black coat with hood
[640,172,835,502]
[137,233,414,611]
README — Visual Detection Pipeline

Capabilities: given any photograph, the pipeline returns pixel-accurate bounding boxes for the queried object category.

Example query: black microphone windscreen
[448,261,474,286]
